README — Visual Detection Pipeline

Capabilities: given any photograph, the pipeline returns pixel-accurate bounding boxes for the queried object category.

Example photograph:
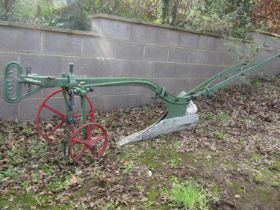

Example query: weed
[121,161,135,174]
[147,190,159,202]
[165,178,209,209]
[105,201,117,210]
[21,127,34,136]
[0,166,15,180]
[213,131,226,140]
[251,153,261,162]
[251,79,262,89]
[45,176,71,191]
[268,160,280,172]
[206,112,230,122]
[216,112,230,121]
[173,140,183,149]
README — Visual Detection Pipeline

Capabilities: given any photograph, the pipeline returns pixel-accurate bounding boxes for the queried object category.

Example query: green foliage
[0,0,258,38]
[161,0,170,24]
[0,166,15,181]
[206,112,230,122]
[165,177,210,209]
[49,1,90,30]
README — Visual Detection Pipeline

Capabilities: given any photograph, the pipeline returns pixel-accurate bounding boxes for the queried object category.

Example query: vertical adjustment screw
[69,63,74,74]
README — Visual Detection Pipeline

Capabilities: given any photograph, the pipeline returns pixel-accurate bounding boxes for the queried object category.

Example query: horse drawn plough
[3,53,280,163]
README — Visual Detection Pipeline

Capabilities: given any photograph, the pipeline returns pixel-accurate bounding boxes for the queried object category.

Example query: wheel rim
[69,123,108,164]
[36,89,94,143]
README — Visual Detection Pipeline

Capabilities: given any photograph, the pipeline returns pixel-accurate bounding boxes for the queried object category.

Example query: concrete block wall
[0,15,279,120]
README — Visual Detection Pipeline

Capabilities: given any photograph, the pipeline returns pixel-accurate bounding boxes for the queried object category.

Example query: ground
[0,77,279,209]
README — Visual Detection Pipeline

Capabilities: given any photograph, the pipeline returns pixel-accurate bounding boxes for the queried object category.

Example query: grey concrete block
[64,58,154,78]
[99,59,126,76]
[206,65,225,77]
[254,49,271,62]
[94,87,114,96]
[253,53,280,76]
[97,59,153,77]
[131,25,168,44]
[114,42,144,60]
[42,31,82,56]
[175,63,223,79]
[0,53,19,69]
[264,36,280,51]
[268,59,280,74]
[152,78,187,95]
[166,30,180,46]
[62,57,104,76]
[144,45,168,61]
[153,62,177,78]
[125,94,153,107]
[222,53,238,65]
[91,94,153,111]
[0,77,3,97]
[198,36,217,50]
[113,86,146,95]
[41,87,62,99]
[0,99,17,120]
[91,19,101,34]
[0,27,41,53]
[251,32,266,46]
[174,63,194,78]
[20,54,62,76]
[189,50,208,64]
[185,78,208,91]
[208,52,223,65]
[168,47,189,63]
[18,97,65,120]
[215,39,226,52]
[82,37,116,58]
[178,32,199,49]
[118,60,154,77]
[99,19,131,41]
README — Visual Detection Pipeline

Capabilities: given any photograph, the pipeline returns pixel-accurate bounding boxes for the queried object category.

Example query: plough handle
[3,62,24,103]
[3,61,43,103]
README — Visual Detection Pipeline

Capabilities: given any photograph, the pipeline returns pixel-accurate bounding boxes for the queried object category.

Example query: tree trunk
[113,0,119,13]
[161,0,169,24]
[171,0,180,25]
[2,0,16,19]
[35,0,41,17]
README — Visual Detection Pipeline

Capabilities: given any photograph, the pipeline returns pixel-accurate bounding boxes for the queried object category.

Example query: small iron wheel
[69,123,108,164]
[36,89,94,143]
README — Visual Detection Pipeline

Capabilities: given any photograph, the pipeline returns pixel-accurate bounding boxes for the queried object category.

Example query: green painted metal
[184,53,280,98]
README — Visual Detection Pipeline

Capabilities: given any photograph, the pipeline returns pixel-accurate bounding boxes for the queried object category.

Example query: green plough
[3,53,280,163]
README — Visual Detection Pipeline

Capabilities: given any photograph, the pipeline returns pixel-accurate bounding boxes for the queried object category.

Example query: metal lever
[26,67,32,75]
[25,67,32,92]
[69,63,74,74]
[68,89,75,108]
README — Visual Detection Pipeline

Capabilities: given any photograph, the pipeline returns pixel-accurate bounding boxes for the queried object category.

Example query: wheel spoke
[76,145,88,160]
[37,89,95,146]
[92,136,106,142]
[69,123,108,163]
[45,120,64,138]
[43,103,65,117]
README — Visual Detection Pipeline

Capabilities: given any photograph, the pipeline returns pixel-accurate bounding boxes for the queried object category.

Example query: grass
[206,112,230,122]
[165,178,210,209]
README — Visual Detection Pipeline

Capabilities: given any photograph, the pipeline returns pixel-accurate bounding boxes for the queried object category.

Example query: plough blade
[118,113,199,146]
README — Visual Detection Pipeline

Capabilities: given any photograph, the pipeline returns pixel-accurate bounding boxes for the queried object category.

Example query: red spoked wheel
[36,89,94,144]
[69,123,108,164]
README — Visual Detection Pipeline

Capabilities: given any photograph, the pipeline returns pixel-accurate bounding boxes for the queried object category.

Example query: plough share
[3,53,280,163]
